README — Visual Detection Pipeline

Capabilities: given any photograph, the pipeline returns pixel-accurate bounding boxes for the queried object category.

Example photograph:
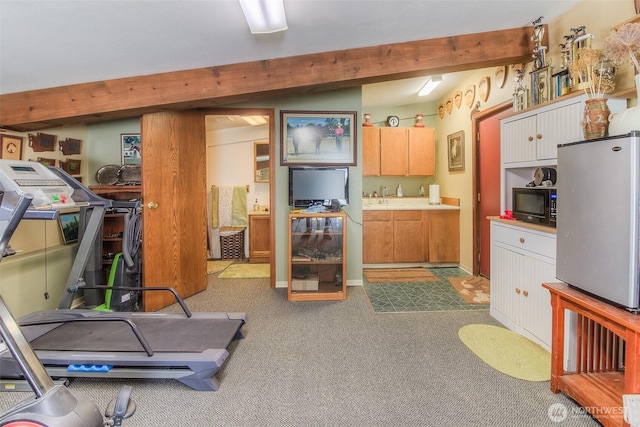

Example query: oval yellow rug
[458,324,551,381]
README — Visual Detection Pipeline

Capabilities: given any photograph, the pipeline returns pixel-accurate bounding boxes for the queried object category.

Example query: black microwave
[512,187,557,227]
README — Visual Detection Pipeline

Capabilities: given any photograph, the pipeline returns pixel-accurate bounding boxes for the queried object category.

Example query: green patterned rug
[363,267,489,313]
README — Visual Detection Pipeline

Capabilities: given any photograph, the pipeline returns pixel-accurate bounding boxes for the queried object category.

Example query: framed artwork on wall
[447,130,465,172]
[280,110,357,166]
[121,134,141,165]
[58,212,80,245]
[0,134,23,160]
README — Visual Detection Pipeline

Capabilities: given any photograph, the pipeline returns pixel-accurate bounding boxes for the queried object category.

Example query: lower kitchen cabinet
[362,211,393,263]
[490,220,556,349]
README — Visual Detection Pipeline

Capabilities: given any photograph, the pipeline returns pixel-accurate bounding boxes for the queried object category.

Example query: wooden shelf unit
[288,212,346,302]
[543,282,640,427]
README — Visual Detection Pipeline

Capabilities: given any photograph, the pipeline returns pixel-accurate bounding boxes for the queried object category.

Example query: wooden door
[408,127,435,176]
[380,128,408,176]
[478,109,509,278]
[141,111,207,312]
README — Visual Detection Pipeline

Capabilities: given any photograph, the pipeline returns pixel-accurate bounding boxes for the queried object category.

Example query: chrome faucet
[380,186,389,204]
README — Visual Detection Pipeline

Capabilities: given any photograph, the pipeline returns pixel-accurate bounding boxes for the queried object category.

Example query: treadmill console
[0,160,77,209]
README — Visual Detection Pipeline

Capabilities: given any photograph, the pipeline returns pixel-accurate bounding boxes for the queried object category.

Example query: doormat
[458,324,551,381]
[448,276,490,304]
[218,263,270,279]
[207,260,233,274]
[363,268,438,283]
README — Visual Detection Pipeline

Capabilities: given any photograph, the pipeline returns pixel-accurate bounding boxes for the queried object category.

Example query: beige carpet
[207,260,233,274]
[458,324,551,381]
[218,263,270,279]
[363,268,438,283]
[448,276,490,304]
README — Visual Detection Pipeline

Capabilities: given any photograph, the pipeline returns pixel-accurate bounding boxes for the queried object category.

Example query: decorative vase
[609,74,640,137]
[583,98,610,140]
[363,113,373,127]
[415,114,425,127]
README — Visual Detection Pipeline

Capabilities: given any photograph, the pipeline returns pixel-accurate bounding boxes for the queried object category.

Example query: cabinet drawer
[492,223,556,259]
[363,210,393,221]
[392,210,422,221]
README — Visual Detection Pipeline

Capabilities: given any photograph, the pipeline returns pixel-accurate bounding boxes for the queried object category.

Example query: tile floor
[362,267,489,313]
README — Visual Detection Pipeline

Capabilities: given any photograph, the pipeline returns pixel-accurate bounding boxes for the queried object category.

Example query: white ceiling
[0,0,580,108]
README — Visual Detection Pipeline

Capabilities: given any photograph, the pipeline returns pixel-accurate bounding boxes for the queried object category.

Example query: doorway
[472,101,512,278]
[204,108,276,288]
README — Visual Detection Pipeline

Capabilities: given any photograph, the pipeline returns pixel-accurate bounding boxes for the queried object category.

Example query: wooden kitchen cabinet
[362,210,393,263]
[363,127,435,176]
[427,210,460,263]
[248,212,270,263]
[392,210,424,262]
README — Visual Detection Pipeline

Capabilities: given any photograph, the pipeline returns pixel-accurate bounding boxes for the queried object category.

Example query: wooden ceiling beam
[0,26,540,131]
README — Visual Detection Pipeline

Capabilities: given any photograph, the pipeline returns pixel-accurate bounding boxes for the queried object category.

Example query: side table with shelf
[288,212,346,302]
[88,185,142,282]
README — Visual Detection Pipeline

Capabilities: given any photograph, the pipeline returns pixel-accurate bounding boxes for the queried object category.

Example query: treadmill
[0,160,246,391]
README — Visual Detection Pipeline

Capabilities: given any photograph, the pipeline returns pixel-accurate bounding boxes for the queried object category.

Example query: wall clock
[0,134,23,160]
[387,115,399,127]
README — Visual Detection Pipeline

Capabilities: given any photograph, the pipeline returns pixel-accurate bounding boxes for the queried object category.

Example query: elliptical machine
[0,190,136,426]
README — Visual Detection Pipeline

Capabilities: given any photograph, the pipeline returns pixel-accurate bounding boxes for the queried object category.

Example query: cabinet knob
[523,290,529,297]
[147,201,158,209]
[515,288,521,294]
[537,134,543,140]
[528,136,534,142]
[519,237,525,244]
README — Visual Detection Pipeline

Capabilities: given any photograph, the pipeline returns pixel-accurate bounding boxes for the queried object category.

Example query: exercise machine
[0,160,246,392]
[0,191,136,426]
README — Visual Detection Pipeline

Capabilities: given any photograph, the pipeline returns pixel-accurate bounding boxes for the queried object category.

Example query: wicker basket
[220,227,245,260]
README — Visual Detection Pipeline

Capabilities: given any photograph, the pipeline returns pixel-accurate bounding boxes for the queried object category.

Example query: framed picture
[280,110,357,166]
[447,130,465,172]
[58,212,80,245]
[0,134,23,160]
[121,133,141,165]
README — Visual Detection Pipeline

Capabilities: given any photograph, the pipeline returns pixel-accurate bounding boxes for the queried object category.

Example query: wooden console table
[543,282,640,427]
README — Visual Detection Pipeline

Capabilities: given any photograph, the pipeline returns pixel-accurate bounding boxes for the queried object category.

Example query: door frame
[202,107,276,288]
[471,100,512,276]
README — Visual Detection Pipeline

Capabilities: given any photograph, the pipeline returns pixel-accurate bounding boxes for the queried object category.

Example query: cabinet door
[536,101,582,160]
[521,255,555,346]
[362,127,380,176]
[428,210,460,263]
[363,211,393,263]
[501,115,537,163]
[491,244,524,326]
[392,211,423,262]
[380,128,408,176]
[408,127,435,176]
[249,214,270,263]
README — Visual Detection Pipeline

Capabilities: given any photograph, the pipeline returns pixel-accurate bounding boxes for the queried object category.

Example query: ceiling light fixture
[418,76,443,96]
[241,115,268,126]
[239,0,288,34]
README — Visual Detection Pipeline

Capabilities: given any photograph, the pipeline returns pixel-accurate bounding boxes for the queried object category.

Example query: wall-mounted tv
[289,167,349,208]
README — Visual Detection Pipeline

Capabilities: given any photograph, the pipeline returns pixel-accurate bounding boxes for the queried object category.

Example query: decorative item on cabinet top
[28,132,56,152]
[414,114,425,127]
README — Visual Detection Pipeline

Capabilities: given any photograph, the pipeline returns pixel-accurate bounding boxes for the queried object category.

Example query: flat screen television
[289,167,349,208]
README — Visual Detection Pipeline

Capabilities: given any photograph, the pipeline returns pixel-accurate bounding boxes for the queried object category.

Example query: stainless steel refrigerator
[556,131,640,311]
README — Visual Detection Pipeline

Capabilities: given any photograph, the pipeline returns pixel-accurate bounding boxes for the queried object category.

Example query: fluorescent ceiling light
[241,115,268,126]
[418,76,443,96]
[239,0,288,34]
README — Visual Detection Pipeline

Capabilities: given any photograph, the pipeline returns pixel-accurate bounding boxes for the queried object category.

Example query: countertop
[362,197,460,211]
[487,216,556,234]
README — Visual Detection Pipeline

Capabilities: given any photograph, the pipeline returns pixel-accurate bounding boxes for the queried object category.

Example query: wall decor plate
[464,85,475,108]
[445,98,453,114]
[95,164,120,185]
[0,134,23,160]
[478,77,490,102]
[119,165,141,184]
[438,103,445,119]
[495,66,507,89]
[454,91,463,108]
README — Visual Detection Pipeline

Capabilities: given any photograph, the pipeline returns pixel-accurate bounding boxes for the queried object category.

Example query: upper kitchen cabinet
[362,127,435,176]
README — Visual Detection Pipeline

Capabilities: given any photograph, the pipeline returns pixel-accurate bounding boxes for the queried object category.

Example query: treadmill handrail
[19,317,154,357]
[71,286,192,318]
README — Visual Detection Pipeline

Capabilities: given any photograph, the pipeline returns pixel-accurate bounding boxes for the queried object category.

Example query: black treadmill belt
[29,318,243,353]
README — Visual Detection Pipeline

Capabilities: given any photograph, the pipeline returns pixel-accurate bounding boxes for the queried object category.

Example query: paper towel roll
[429,184,440,204]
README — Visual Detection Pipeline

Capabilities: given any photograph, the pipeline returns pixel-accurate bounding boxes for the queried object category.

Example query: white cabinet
[490,221,557,349]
